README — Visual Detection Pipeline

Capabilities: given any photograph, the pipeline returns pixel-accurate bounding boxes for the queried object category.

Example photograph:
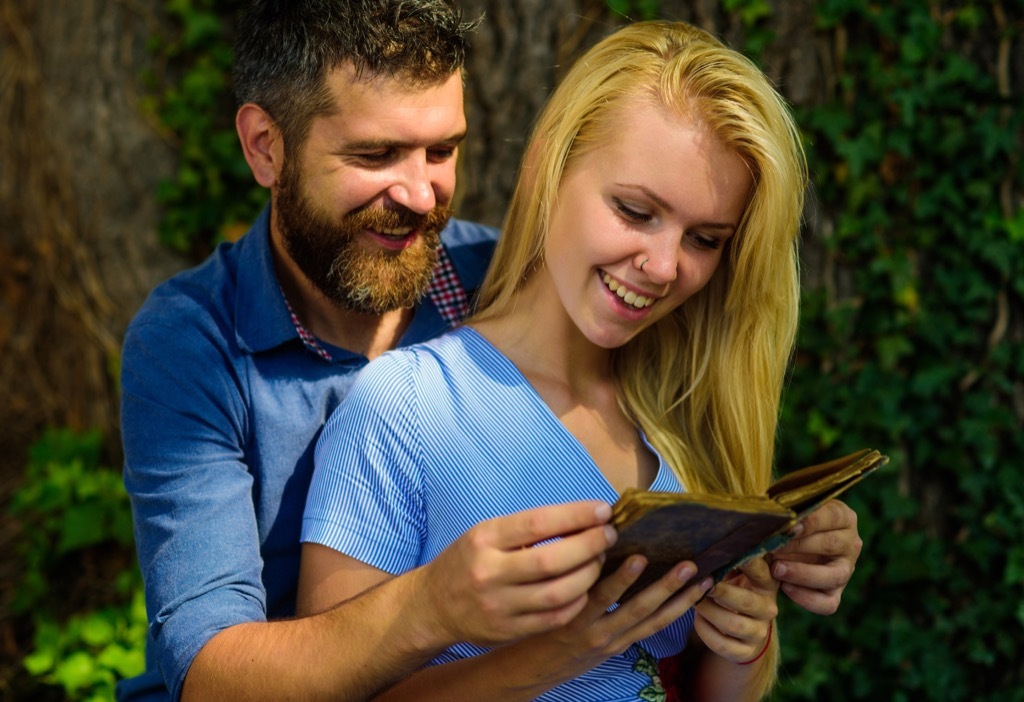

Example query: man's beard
[275,162,450,315]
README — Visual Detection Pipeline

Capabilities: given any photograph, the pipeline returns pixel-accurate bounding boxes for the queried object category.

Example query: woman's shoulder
[385,326,496,371]
[344,327,482,400]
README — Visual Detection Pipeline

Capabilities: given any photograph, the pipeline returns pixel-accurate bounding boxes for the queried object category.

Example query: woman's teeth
[602,273,655,309]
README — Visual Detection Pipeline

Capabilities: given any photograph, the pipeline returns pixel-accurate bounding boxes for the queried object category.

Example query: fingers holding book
[771,498,863,615]
[694,556,779,665]
[538,555,712,663]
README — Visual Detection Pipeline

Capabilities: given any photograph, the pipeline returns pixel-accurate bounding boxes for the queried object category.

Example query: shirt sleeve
[121,301,264,702]
[302,350,426,575]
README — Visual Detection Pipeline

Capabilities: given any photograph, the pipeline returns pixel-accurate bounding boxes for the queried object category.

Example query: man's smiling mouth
[373,226,414,239]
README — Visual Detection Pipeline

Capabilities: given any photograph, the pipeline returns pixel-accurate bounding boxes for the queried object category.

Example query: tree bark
[0,0,183,661]
[0,0,182,464]
[455,0,617,226]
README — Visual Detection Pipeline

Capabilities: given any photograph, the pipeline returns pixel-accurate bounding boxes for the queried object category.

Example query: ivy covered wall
[773,2,1024,699]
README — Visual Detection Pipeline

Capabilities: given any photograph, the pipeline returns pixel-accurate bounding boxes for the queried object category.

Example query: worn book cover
[602,448,888,601]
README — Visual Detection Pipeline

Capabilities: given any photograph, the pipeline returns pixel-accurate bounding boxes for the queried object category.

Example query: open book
[602,448,888,601]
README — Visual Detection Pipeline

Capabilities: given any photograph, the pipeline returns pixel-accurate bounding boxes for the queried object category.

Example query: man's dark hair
[233,0,476,155]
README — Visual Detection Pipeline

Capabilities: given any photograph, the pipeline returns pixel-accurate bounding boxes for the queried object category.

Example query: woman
[300,20,805,701]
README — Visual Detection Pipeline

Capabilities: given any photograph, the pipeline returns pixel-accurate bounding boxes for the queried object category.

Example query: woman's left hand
[770,498,863,615]
[693,557,778,664]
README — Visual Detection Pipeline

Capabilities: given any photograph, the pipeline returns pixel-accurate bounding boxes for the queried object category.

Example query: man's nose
[386,155,436,214]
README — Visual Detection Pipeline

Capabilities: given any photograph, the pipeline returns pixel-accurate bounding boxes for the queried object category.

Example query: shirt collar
[232,205,455,363]
[233,206,325,357]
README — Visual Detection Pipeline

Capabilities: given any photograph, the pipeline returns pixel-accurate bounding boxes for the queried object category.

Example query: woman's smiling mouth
[601,272,657,309]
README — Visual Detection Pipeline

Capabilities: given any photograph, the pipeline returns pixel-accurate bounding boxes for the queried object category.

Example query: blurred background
[1,0,1021,699]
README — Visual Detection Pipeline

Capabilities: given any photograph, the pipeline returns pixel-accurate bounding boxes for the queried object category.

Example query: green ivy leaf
[80,613,116,647]
[23,649,55,676]
[59,503,111,553]
[97,643,146,679]
[1005,548,1024,586]
[52,651,98,692]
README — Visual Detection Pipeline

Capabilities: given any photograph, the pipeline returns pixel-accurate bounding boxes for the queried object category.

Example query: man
[118,1,863,700]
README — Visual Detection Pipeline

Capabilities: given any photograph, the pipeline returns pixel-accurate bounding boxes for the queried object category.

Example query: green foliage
[21,586,147,702]
[10,429,135,613]
[606,0,662,21]
[757,2,1024,700]
[722,0,775,54]
[143,0,262,257]
[10,429,145,700]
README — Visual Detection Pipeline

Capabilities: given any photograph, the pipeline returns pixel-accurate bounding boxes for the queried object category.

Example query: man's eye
[614,199,653,224]
[429,147,456,162]
[356,152,393,165]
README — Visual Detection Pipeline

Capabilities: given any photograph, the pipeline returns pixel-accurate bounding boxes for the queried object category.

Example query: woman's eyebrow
[616,183,738,230]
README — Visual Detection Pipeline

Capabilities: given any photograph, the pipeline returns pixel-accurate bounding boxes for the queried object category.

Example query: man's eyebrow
[346,131,468,150]
[618,183,738,230]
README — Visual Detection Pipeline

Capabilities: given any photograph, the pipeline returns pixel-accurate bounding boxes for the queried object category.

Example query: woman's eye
[614,199,653,224]
[691,233,722,251]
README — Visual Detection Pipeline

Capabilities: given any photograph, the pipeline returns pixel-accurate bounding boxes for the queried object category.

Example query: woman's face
[541,102,753,350]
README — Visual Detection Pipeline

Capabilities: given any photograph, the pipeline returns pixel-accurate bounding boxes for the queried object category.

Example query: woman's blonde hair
[473,22,804,688]
[475,19,805,493]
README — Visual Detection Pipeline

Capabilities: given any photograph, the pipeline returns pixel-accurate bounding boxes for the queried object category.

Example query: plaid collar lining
[284,244,469,362]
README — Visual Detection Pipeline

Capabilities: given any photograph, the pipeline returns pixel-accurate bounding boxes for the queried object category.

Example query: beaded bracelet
[739,620,773,666]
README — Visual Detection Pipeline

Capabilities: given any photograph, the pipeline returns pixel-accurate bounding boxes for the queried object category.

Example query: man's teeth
[377,227,413,237]
[602,273,655,309]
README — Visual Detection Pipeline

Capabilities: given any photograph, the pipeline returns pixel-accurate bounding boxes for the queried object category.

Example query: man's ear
[236,103,284,188]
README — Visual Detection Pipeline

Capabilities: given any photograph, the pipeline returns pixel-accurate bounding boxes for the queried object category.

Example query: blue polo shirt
[118,206,497,702]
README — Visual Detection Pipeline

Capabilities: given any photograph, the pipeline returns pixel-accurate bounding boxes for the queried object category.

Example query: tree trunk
[0,0,182,463]
[453,0,615,226]
[0,0,183,665]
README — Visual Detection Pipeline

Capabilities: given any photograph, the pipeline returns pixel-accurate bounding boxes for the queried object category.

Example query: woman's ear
[236,103,284,188]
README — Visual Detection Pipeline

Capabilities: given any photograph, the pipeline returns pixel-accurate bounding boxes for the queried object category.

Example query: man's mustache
[346,204,451,233]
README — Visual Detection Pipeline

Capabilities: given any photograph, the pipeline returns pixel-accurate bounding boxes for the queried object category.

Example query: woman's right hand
[371,552,712,701]
[529,556,713,677]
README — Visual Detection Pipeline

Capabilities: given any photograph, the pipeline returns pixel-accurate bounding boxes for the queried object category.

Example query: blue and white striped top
[303,326,695,700]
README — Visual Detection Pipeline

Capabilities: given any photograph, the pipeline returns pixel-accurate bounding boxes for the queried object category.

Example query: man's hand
[413,500,618,647]
[770,499,863,615]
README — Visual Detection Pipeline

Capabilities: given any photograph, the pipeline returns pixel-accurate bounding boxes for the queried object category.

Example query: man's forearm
[372,562,711,701]
[182,571,447,701]
[372,633,586,702]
